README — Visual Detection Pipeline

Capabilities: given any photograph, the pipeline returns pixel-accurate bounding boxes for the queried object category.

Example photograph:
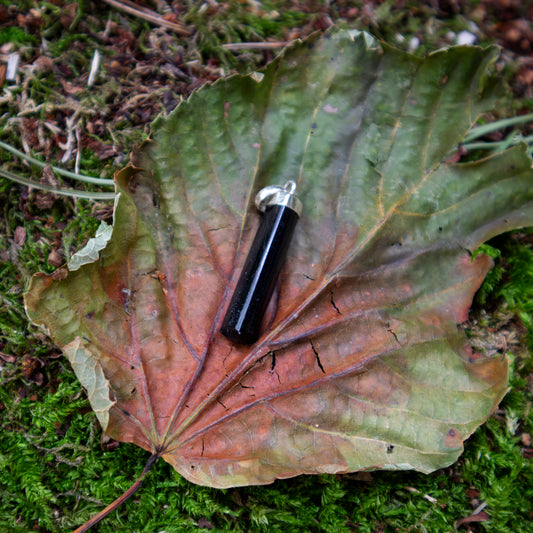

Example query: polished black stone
[220,204,299,345]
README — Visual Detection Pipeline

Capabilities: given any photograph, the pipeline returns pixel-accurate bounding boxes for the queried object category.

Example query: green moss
[474,243,504,305]
[475,233,533,349]
[0,26,38,46]
[184,0,315,68]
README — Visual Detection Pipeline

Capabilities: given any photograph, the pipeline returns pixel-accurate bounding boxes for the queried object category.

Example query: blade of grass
[222,41,291,51]
[465,113,533,142]
[0,140,114,186]
[462,135,533,153]
[0,168,116,200]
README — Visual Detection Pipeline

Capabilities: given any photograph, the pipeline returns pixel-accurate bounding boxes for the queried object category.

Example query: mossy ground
[0,1,532,531]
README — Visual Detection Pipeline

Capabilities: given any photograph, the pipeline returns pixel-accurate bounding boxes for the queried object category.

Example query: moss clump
[0,26,37,46]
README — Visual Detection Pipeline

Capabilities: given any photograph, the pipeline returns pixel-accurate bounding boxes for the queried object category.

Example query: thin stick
[72,454,159,533]
[103,0,191,36]
[0,140,114,186]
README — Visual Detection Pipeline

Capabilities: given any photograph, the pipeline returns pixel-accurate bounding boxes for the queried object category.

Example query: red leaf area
[84,161,503,487]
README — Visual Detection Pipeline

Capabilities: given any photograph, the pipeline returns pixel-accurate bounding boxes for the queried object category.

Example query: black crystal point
[220,201,299,345]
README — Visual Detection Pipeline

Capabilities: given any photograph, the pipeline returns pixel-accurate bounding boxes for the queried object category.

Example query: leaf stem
[0,168,116,200]
[71,453,159,533]
[0,140,115,186]
[464,113,533,142]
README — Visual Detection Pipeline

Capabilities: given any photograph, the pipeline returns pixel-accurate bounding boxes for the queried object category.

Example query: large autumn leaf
[25,31,533,488]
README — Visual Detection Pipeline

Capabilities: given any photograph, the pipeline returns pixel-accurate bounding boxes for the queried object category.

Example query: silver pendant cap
[254,180,302,216]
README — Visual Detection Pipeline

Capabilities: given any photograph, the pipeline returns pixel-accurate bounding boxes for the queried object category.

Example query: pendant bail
[255,180,302,216]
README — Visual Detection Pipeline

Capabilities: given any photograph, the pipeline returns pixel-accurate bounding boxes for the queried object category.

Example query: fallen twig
[103,0,192,36]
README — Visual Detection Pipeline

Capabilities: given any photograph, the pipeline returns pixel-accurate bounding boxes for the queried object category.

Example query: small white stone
[408,36,420,52]
[456,31,477,46]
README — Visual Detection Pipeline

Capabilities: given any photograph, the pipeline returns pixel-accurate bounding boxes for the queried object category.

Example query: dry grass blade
[222,41,292,51]
[103,0,192,36]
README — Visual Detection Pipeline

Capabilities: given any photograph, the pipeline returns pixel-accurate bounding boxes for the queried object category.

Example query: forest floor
[0,1,532,532]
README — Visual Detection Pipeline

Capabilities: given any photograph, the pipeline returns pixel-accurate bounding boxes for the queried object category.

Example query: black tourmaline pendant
[220,180,302,345]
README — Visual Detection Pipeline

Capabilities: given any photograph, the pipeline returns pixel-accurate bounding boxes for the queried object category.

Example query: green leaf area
[25,31,533,489]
